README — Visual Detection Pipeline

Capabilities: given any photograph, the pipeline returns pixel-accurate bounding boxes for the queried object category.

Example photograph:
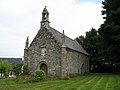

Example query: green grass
[0,73,120,90]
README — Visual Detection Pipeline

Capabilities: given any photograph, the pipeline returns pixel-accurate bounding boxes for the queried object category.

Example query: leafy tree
[0,60,12,77]
[99,0,120,71]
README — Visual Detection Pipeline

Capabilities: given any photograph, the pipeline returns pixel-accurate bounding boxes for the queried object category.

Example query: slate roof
[49,27,89,55]
[0,58,22,66]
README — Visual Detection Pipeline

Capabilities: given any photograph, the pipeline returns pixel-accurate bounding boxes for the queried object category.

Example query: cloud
[0,0,104,57]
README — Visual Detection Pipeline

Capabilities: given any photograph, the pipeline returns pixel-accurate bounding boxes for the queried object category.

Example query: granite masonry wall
[66,48,89,75]
[25,27,89,77]
[27,27,62,76]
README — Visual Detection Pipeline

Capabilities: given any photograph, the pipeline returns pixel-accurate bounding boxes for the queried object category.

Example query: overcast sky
[0,0,104,58]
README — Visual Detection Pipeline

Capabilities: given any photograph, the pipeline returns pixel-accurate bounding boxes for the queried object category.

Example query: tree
[13,64,22,76]
[76,0,120,72]
[99,0,120,72]
[0,60,12,77]
[76,28,101,72]
[76,35,84,46]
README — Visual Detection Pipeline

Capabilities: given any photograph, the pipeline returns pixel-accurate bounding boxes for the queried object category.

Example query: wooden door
[40,63,48,74]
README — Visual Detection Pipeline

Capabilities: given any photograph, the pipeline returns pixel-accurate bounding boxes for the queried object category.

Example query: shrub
[35,70,45,79]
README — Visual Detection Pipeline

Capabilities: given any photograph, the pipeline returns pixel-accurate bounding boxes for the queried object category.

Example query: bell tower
[41,6,50,28]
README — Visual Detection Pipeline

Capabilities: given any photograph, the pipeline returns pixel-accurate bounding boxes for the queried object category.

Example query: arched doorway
[40,63,48,74]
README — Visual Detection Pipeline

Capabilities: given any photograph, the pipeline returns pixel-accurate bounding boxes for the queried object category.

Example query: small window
[41,48,46,56]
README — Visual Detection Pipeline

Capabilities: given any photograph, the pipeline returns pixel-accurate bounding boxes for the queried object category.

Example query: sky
[0,0,104,58]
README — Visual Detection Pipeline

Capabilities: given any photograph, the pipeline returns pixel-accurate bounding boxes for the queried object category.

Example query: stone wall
[27,27,62,76]
[66,48,89,75]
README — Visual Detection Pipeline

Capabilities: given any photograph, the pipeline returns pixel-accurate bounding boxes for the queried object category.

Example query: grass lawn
[0,73,120,90]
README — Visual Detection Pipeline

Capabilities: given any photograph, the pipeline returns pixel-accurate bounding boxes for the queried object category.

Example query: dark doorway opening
[40,63,48,74]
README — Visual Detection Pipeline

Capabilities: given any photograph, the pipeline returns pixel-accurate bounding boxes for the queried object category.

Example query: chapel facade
[24,7,89,78]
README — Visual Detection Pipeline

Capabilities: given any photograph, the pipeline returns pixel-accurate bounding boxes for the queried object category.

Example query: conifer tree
[99,0,120,70]
[76,28,101,72]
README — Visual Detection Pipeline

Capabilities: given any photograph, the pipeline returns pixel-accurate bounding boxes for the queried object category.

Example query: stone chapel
[24,6,89,78]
